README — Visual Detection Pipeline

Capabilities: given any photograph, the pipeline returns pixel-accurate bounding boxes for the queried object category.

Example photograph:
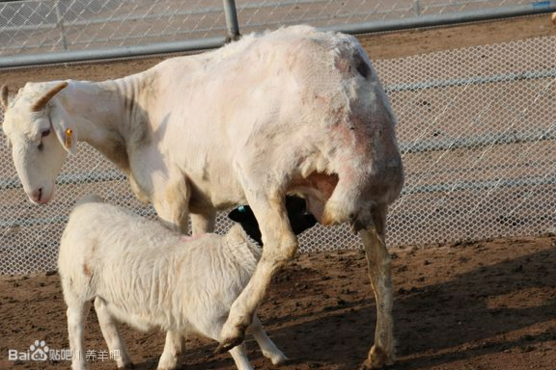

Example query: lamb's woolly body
[59,199,284,370]
[60,202,259,334]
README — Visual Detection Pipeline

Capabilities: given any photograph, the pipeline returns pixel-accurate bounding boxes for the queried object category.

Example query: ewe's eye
[38,142,44,151]
[41,129,50,137]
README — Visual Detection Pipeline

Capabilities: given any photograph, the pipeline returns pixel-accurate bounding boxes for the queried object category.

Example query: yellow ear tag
[65,129,73,148]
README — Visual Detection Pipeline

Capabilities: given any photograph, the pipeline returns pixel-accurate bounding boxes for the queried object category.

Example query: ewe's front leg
[217,195,298,353]
[152,178,190,369]
[191,211,216,235]
[359,205,395,369]
[152,174,191,234]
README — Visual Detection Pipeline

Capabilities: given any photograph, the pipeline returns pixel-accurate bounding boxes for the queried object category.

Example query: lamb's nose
[30,188,43,203]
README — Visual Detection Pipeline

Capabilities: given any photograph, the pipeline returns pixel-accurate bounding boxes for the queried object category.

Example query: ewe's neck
[57,76,147,172]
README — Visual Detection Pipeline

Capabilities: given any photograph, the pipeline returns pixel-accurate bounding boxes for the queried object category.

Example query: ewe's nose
[29,188,43,204]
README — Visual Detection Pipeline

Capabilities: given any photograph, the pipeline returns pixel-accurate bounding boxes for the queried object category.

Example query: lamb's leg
[250,315,288,365]
[228,344,255,370]
[157,331,184,370]
[67,301,91,370]
[205,319,254,370]
[94,297,133,368]
[158,212,218,369]
[218,191,298,352]
[359,204,395,369]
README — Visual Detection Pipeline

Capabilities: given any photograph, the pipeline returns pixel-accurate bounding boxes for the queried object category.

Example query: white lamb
[58,195,287,370]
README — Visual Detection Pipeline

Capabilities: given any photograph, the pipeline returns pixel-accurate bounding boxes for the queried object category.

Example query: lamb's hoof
[117,361,135,369]
[215,335,244,354]
[270,354,289,366]
[360,346,394,369]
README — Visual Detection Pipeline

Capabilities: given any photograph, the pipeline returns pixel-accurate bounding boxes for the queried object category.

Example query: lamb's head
[1,82,76,204]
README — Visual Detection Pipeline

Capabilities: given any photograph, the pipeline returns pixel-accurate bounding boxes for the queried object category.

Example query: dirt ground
[1,235,556,370]
[1,13,556,370]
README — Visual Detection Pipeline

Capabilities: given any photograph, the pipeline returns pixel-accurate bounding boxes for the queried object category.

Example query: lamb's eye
[41,129,50,137]
[38,142,44,151]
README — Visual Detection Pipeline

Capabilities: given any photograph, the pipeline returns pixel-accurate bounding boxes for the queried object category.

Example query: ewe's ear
[50,99,77,154]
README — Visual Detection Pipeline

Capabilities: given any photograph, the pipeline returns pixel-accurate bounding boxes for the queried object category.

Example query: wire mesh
[0,33,554,274]
[236,0,530,34]
[0,0,533,58]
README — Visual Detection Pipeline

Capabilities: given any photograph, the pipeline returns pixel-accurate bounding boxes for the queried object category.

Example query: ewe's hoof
[217,319,248,353]
[360,345,395,369]
[215,335,244,354]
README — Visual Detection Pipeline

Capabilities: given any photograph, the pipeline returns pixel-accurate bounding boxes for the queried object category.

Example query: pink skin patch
[180,234,207,242]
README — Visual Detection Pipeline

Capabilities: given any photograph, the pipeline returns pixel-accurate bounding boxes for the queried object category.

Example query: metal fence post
[222,0,240,42]
[413,0,421,16]
[55,0,68,51]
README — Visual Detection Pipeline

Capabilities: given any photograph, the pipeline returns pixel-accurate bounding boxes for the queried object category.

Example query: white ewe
[3,25,403,368]
[59,195,287,370]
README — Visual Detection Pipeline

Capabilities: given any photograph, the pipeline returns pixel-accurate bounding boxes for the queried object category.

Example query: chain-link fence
[0,0,545,61]
[1,31,555,274]
[1,1,556,273]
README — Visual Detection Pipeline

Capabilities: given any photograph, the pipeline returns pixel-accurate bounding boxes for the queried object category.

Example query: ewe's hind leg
[94,298,133,368]
[218,190,298,353]
[67,301,91,370]
[250,315,288,365]
[359,205,395,369]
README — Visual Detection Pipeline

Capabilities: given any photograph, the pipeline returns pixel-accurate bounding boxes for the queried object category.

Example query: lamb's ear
[1,85,8,111]
[228,208,243,222]
[50,99,77,154]
[228,205,253,222]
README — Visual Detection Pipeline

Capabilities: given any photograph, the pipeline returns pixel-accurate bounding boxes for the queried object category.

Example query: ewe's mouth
[29,187,53,205]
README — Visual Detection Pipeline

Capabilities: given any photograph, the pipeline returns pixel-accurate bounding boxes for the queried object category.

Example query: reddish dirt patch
[1,235,556,370]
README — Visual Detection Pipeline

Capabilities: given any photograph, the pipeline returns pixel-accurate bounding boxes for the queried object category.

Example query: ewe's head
[1,82,76,204]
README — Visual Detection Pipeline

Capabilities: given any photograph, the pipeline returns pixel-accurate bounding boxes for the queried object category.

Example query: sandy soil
[1,235,556,370]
